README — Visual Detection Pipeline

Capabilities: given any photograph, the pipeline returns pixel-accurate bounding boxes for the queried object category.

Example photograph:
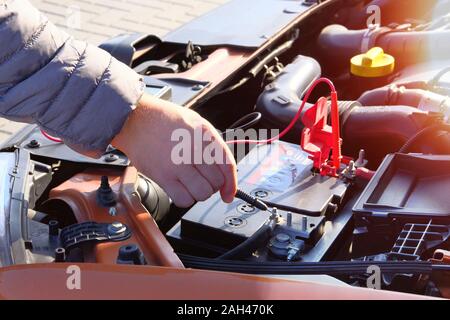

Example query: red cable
[38,78,340,160]
[226,77,337,145]
[356,167,375,181]
[40,129,63,143]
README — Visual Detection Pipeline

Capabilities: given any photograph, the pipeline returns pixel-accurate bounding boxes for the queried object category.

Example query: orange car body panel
[47,167,183,268]
[0,263,433,300]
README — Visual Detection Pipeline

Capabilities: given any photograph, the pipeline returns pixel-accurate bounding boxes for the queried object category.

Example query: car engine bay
[1,0,450,298]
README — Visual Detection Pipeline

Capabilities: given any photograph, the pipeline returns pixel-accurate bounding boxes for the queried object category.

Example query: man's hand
[112,94,237,208]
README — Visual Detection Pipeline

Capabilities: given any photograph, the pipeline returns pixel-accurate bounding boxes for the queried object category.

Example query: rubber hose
[358,86,450,112]
[318,25,450,69]
[398,123,450,153]
[137,174,171,224]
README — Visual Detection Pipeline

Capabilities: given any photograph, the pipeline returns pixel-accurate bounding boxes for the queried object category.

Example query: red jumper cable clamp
[301,91,343,177]
[227,78,355,178]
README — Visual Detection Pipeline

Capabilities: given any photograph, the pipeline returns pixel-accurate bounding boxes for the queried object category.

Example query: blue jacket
[0,0,144,155]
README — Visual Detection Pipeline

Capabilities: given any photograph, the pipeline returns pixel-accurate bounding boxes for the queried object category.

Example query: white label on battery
[245,143,313,192]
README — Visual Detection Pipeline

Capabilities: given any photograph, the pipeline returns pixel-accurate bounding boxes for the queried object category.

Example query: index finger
[216,138,237,203]
[205,123,238,203]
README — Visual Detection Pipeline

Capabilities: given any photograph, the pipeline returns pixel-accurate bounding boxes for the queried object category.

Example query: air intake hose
[341,105,441,165]
[137,174,171,225]
[318,24,450,70]
[255,55,441,166]
[358,85,450,117]
[256,55,321,129]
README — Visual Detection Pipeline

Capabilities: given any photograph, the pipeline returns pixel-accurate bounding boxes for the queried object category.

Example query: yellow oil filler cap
[350,47,395,78]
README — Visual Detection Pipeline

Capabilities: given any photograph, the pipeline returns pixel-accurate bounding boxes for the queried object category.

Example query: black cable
[262,200,311,216]
[221,112,262,138]
[235,189,268,211]
[216,225,272,261]
[213,37,296,96]
[235,189,309,215]
[431,264,450,271]
[247,38,295,78]
[228,112,262,131]
[215,77,251,96]
[398,123,450,153]
[180,254,450,276]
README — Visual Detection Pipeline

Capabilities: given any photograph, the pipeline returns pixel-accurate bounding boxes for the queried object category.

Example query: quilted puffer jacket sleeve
[0,0,145,155]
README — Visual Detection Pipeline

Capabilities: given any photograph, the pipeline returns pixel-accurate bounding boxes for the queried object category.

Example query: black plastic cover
[99,33,161,66]
[143,76,209,106]
[353,153,450,219]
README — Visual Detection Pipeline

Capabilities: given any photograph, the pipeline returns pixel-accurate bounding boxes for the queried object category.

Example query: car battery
[166,140,349,257]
